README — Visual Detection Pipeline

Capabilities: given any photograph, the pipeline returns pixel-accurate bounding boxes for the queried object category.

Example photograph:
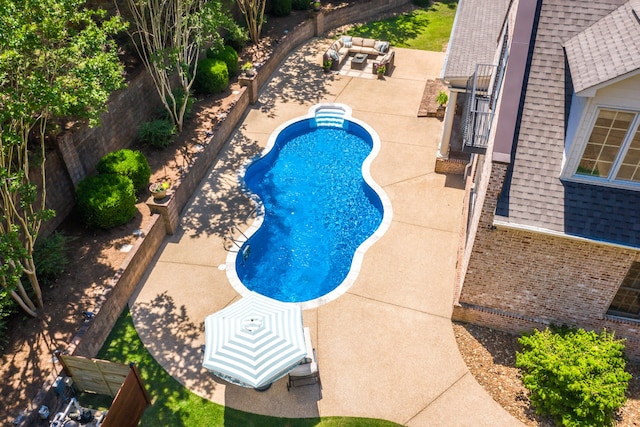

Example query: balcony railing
[462,64,497,153]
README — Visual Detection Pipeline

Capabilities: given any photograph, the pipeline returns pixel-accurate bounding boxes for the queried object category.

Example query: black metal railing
[462,64,497,153]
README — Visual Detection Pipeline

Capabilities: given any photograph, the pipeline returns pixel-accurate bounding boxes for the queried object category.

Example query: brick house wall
[454,159,640,358]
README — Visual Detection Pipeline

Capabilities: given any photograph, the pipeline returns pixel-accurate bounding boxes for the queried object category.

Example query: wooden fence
[57,355,151,427]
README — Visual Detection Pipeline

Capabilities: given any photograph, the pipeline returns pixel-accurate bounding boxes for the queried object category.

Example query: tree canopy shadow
[257,38,339,119]
[129,292,221,404]
[179,39,340,239]
[179,125,263,239]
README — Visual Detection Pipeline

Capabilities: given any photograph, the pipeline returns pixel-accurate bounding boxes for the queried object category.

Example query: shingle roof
[493,0,640,248]
[442,0,510,82]
[564,0,640,94]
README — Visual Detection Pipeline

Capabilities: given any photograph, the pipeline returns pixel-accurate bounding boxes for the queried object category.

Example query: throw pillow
[327,49,339,61]
[375,41,389,54]
[341,36,353,48]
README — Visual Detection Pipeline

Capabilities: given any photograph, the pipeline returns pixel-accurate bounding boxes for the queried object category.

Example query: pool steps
[313,105,347,128]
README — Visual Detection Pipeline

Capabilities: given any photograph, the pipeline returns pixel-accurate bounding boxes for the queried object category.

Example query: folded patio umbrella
[203,292,307,389]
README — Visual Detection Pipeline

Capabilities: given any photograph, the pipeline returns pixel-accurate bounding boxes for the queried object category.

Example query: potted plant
[149,181,170,200]
[323,58,333,72]
[376,64,386,79]
[436,90,448,118]
[241,61,256,78]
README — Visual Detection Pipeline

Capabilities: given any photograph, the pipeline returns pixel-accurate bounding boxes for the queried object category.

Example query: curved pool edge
[225,103,393,310]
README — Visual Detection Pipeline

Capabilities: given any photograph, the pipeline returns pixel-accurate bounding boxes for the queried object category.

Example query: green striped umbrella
[203,292,307,389]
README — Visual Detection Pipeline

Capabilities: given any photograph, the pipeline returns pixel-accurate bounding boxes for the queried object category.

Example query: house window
[607,262,640,319]
[576,109,640,184]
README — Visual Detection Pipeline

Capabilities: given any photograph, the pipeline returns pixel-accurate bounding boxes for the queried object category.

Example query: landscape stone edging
[20,1,413,423]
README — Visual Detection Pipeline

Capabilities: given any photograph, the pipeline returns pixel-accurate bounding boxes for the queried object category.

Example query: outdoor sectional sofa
[323,36,395,76]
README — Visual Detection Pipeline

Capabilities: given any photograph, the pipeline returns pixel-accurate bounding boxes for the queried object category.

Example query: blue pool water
[234,116,384,303]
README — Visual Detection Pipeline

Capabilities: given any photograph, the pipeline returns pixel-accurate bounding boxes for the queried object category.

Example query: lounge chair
[287,327,321,391]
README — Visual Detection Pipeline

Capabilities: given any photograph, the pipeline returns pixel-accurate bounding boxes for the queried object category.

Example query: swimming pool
[226,104,392,309]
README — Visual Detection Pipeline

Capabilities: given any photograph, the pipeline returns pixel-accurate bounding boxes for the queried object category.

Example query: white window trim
[562,104,640,191]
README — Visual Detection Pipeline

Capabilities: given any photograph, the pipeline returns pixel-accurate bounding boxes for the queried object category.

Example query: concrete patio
[129,38,523,426]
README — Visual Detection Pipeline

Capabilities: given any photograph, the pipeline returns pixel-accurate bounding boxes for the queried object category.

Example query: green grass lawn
[347,1,458,51]
[93,309,401,427]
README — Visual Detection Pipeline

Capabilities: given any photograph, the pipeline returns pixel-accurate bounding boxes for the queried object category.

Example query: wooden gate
[58,355,151,426]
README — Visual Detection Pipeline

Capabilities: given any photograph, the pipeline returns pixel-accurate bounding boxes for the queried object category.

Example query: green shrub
[292,0,309,10]
[207,45,239,77]
[0,289,15,351]
[76,174,137,229]
[33,232,70,286]
[516,326,631,427]
[271,0,292,16]
[96,149,151,193]
[224,25,249,52]
[194,58,229,95]
[137,119,176,149]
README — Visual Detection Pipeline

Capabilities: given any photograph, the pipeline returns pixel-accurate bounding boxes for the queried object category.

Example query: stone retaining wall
[42,70,164,235]
[67,0,412,362]
[20,2,416,423]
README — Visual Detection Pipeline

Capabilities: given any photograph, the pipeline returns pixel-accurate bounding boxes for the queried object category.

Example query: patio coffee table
[351,53,368,70]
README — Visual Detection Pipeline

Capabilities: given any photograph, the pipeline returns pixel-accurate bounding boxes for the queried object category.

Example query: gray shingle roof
[564,0,640,94]
[442,0,510,82]
[493,0,640,248]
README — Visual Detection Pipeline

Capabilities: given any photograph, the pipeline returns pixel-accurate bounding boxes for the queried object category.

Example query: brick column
[57,133,86,187]
[146,195,179,235]
[239,74,258,105]
[313,11,324,36]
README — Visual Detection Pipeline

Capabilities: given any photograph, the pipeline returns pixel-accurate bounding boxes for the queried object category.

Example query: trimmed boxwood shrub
[271,0,292,16]
[516,326,631,427]
[76,174,137,229]
[138,119,176,149]
[96,149,151,194]
[194,58,229,95]
[206,44,239,77]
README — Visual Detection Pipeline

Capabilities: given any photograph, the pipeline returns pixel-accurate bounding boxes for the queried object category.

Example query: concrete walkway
[129,39,523,426]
